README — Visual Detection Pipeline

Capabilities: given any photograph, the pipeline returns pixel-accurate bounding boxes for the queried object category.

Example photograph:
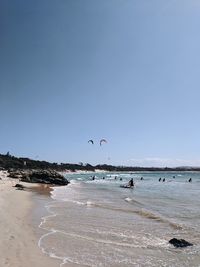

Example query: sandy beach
[0,171,59,267]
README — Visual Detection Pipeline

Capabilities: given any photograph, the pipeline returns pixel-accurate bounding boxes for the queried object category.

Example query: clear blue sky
[1,0,200,167]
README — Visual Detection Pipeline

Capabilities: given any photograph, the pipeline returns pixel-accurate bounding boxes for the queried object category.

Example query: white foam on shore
[37,185,96,266]
[38,186,69,267]
[38,201,67,266]
[125,197,132,202]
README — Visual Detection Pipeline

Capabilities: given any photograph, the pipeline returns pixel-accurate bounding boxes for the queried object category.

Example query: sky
[1,0,200,167]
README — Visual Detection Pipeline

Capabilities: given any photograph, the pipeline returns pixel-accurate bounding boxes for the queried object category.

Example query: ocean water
[38,172,200,267]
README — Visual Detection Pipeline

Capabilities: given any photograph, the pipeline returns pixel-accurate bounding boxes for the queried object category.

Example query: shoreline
[33,184,85,267]
[0,172,60,267]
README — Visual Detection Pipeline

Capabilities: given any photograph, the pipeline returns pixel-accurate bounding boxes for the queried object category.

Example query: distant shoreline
[1,153,200,172]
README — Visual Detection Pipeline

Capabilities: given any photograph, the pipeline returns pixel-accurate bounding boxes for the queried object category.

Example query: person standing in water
[128,178,134,187]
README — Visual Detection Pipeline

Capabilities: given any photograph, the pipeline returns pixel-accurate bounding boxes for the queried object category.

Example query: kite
[100,139,107,146]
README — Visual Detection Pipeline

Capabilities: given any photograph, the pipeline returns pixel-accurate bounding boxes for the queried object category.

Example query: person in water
[159,178,161,182]
[140,177,143,180]
[188,178,192,183]
[163,178,165,182]
[128,178,134,187]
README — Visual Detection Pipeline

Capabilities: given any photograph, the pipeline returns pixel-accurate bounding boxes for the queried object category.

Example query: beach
[0,171,59,267]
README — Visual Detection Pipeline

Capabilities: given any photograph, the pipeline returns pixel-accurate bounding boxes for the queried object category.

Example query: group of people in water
[92,175,123,181]
[91,176,135,188]
[91,175,193,186]
[158,176,192,183]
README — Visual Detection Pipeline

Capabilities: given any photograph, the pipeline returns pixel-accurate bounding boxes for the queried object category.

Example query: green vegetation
[0,153,199,172]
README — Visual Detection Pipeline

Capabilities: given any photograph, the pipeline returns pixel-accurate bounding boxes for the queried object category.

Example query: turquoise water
[39,172,200,267]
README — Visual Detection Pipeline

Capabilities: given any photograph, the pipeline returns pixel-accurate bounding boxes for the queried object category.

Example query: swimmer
[159,178,161,182]
[140,177,143,180]
[188,178,192,183]
[163,178,165,182]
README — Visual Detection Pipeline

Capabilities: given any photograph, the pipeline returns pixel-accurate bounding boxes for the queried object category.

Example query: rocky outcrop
[8,169,69,186]
[14,184,25,190]
[8,170,25,179]
[169,238,193,248]
[23,170,69,185]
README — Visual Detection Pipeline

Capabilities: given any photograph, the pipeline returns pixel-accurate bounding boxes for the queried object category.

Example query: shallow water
[39,172,200,266]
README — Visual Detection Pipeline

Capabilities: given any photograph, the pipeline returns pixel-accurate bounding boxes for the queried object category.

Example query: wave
[51,186,183,231]
[133,209,183,230]
[124,197,143,205]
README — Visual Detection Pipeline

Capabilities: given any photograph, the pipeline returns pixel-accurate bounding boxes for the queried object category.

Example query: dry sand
[0,171,60,267]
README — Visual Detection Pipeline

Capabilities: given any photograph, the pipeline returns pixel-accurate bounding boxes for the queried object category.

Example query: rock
[8,170,23,179]
[21,170,69,185]
[169,238,193,248]
[14,184,25,189]
[8,169,69,186]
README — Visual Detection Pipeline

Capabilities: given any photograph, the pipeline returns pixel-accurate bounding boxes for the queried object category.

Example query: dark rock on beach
[9,169,69,186]
[14,183,25,188]
[8,170,25,179]
[14,184,25,190]
[22,170,69,185]
[169,238,193,248]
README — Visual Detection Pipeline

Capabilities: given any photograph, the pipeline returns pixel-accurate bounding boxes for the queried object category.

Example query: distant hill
[0,154,200,172]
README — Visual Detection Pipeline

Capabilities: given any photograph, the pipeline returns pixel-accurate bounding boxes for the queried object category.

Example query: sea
[38,171,200,267]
